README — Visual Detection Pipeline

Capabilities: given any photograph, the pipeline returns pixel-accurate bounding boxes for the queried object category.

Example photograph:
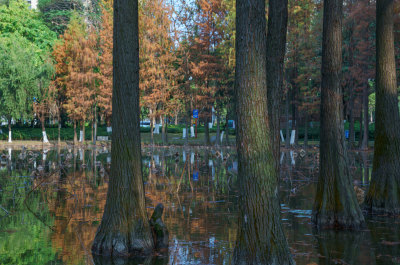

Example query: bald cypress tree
[232,0,294,263]
[312,0,365,229]
[266,0,288,170]
[91,0,154,256]
[364,0,400,215]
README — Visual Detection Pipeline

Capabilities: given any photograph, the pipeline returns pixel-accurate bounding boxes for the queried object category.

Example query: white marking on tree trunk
[42,131,49,143]
[8,131,12,143]
[280,130,285,142]
[290,130,296,145]
[182,128,187,139]
[190,126,195,137]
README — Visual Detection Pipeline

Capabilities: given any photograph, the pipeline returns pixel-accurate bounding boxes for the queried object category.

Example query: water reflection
[0,147,399,264]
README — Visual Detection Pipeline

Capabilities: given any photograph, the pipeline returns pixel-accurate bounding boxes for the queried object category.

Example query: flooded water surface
[0,146,399,264]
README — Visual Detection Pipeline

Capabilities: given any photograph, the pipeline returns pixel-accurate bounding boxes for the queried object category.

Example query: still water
[0,146,399,265]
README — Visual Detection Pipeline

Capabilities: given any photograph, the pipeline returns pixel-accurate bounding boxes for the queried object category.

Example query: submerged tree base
[312,211,365,230]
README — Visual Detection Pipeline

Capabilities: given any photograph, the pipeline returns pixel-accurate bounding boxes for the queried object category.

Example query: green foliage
[38,0,84,35]
[0,34,40,120]
[0,0,56,53]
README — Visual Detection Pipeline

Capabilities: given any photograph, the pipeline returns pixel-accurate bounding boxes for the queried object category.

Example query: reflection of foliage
[0,172,57,265]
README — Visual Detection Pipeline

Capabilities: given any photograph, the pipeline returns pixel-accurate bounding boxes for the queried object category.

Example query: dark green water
[0,147,399,264]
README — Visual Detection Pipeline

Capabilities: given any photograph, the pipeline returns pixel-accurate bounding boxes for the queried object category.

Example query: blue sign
[345,130,349,139]
[193,109,199,119]
[193,171,199,181]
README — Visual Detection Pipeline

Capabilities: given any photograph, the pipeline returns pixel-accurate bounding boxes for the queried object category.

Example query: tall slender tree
[232,0,294,263]
[91,0,154,256]
[266,0,288,170]
[312,0,364,229]
[364,0,400,215]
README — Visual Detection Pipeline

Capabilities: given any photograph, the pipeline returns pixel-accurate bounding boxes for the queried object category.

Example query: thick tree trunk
[92,0,155,256]
[73,121,77,146]
[361,85,369,150]
[233,0,294,263]
[312,0,364,229]
[266,0,288,170]
[364,0,400,215]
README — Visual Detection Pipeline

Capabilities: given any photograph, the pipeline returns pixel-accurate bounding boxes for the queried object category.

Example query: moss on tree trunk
[233,0,294,263]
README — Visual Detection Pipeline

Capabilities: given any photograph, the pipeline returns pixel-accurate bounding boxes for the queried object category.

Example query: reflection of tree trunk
[315,230,367,265]
[92,0,155,256]
[233,0,294,263]
[365,0,400,215]
[312,0,364,229]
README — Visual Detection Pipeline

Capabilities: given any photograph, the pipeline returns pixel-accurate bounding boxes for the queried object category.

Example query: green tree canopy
[0,0,57,53]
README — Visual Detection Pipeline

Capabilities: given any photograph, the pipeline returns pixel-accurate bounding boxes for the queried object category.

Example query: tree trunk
[81,121,85,145]
[266,0,288,170]
[42,120,49,143]
[225,114,229,145]
[73,121,77,145]
[175,112,178,125]
[361,85,369,150]
[216,113,221,146]
[58,113,61,145]
[162,115,168,145]
[364,0,400,215]
[8,117,12,143]
[349,97,355,146]
[304,113,308,148]
[312,0,364,229]
[204,115,211,146]
[233,0,294,263]
[150,114,154,145]
[358,113,363,148]
[285,94,290,149]
[94,108,98,145]
[92,0,155,256]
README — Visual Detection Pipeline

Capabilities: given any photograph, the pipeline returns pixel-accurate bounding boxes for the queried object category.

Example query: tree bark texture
[266,0,288,171]
[233,0,294,263]
[92,0,155,257]
[312,0,365,229]
[364,0,400,215]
